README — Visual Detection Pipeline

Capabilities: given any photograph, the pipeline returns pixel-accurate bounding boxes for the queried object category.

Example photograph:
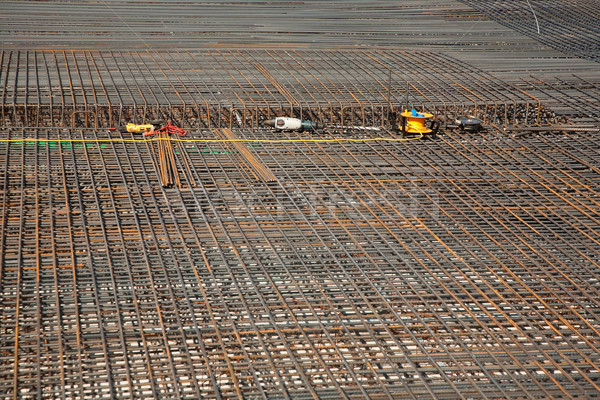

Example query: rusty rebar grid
[1,126,599,398]
[0,49,561,130]
[2,1,600,397]
[459,0,600,63]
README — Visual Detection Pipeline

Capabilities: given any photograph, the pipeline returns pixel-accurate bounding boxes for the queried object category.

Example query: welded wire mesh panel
[1,126,600,398]
[459,0,600,62]
[0,49,550,128]
[2,1,600,398]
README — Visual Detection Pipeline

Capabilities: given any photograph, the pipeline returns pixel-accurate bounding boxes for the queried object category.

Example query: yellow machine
[111,120,187,137]
[124,123,155,133]
[400,109,435,135]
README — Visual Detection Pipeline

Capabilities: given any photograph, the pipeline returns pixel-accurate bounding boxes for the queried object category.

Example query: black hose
[429,120,440,135]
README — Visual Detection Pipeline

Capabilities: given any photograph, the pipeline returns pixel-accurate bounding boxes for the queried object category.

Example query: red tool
[144,120,187,137]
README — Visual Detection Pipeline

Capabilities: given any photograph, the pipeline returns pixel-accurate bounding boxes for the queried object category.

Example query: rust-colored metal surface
[460,0,600,62]
[2,1,600,398]
[0,49,550,129]
[1,124,600,398]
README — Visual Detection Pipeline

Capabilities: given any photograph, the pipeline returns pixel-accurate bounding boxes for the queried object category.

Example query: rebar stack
[216,128,278,183]
[154,133,181,187]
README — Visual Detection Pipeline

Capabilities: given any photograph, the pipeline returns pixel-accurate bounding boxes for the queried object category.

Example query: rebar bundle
[154,133,180,187]
[217,128,277,182]
[147,122,195,189]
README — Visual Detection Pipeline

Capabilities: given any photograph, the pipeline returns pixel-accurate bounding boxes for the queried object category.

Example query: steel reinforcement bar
[459,0,600,62]
[0,49,555,130]
[1,126,599,398]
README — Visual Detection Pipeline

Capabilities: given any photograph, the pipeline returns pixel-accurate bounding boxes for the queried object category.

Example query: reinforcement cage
[0,49,548,129]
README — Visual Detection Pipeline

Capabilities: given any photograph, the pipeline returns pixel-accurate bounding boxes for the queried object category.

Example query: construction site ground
[1,1,600,399]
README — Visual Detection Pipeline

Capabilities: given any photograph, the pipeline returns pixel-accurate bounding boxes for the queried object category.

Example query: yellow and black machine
[399,109,440,136]
[111,119,166,134]
[110,120,187,136]
[119,123,156,134]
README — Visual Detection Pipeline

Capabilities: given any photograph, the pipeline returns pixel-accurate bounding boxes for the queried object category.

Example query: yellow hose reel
[400,109,439,136]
